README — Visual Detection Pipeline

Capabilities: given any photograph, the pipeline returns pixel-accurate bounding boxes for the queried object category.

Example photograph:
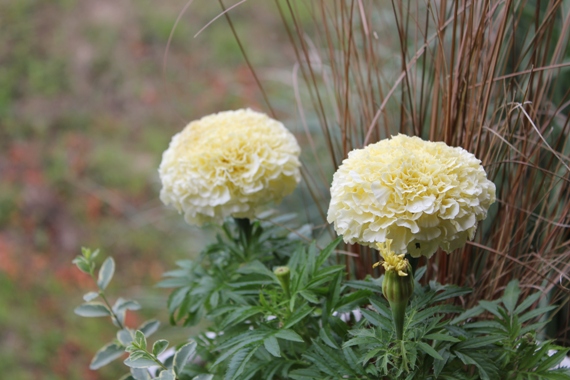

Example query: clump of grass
[219,0,570,344]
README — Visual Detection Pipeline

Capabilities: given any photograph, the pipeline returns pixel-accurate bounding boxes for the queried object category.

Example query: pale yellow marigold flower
[159,109,301,226]
[327,134,496,258]
[373,239,409,276]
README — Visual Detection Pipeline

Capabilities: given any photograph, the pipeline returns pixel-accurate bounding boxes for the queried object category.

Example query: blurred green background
[0,1,301,378]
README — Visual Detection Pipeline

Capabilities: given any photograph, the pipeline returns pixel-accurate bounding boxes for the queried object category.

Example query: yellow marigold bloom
[373,240,409,276]
[159,109,301,226]
[327,134,496,258]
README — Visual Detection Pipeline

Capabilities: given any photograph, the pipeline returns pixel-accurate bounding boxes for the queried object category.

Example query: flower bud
[274,266,291,298]
[374,240,414,340]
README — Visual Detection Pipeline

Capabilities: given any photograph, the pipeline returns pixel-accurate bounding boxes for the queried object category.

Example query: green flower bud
[274,266,291,298]
[374,240,414,340]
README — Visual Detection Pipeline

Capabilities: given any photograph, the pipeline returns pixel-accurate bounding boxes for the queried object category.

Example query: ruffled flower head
[159,109,301,226]
[327,134,496,258]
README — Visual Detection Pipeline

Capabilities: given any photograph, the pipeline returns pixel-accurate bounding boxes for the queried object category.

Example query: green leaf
[263,335,281,357]
[455,351,498,380]
[424,333,460,342]
[502,280,520,315]
[192,375,214,380]
[174,341,197,375]
[83,291,99,302]
[289,368,326,380]
[274,329,304,342]
[97,257,115,290]
[138,320,160,337]
[114,298,141,313]
[224,346,258,380]
[157,369,176,380]
[514,291,542,315]
[74,302,111,317]
[455,335,503,350]
[299,290,319,303]
[89,342,124,369]
[316,237,343,268]
[72,257,93,274]
[519,305,556,323]
[124,355,156,368]
[432,285,472,303]
[536,348,570,372]
[283,304,314,329]
[345,279,382,292]
[130,368,151,380]
[319,328,339,349]
[478,300,503,319]
[213,331,266,367]
[450,304,484,324]
[117,329,134,346]
[417,342,443,360]
[135,330,147,350]
[152,340,169,357]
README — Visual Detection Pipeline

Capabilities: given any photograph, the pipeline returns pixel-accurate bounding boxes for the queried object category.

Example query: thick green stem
[234,217,253,260]
[382,268,413,341]
[390,300,407,340]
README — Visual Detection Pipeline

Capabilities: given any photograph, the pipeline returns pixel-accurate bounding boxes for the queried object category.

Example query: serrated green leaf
[417,342,443,360]
[502,280,520,315]
[478,300,503,319]
[536,348,570,372]
[424,333,460,342]
[97,257,115,290]
[514,291,542,315]
[283,305,314,329]
[83,291,99,302]
[455,335,503,349]
[345,279,382,292]
[225,346,258,380]
[213,331,266,367]
[174,341,197,375]
[455,351,498,380]
[274,329,304,342]
[450,304,484,324]
[74,302,111,317]
[89,342,124,369]
[319,327,339,349]
[124,355,156,368]
[263,335,281,357]
[519,305,556,323]
[152,340,169,357]
[289,367,326,380]
[138,320,160,337]
[316,237,343,268]
[432,285,472,303]
[299,290,319,303]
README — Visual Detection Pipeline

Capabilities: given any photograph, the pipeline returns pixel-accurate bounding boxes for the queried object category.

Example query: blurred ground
[0,1,297,378]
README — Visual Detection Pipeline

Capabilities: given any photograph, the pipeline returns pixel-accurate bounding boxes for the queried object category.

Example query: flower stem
[391,300,407,340]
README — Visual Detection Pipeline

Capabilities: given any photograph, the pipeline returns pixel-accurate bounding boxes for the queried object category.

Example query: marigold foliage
[159,109,301,226]
[327,134,495,258]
